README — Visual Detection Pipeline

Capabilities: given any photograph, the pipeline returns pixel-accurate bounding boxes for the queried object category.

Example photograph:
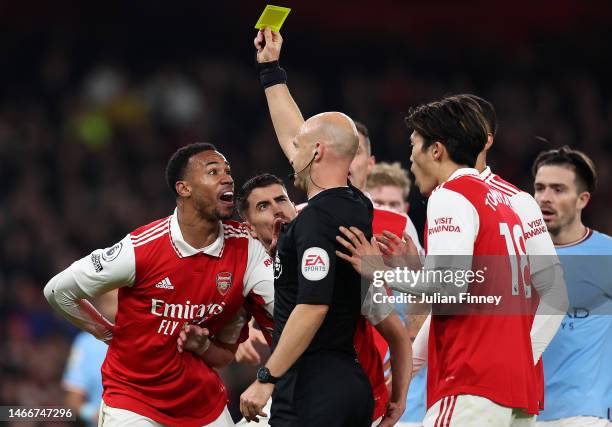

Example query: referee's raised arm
[254,27,303,162]
[241,46,377,422]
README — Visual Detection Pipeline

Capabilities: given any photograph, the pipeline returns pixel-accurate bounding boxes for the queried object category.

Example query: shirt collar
[169,208,225,258]
[446,167,480,182]
[480,166,493,180]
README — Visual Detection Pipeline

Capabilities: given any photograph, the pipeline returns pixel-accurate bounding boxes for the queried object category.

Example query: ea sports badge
[216,272,233,295]
[301,247,329,281]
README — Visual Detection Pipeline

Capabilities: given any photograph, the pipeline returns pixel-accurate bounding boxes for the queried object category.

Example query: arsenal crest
[216,272,232,295]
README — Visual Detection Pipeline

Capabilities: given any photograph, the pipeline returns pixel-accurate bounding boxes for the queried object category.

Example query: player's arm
[255,27,303,161]
[373,313,412,427]
[411,313,431,377]
[62,336,100,424]
[44,235,135,341]
[512,192,569,363]
[337,188,477,298]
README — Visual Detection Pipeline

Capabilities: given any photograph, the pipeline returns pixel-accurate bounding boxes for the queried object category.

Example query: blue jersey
[400,367,427,423]
[62,332,108,427]
[539,229,612,421]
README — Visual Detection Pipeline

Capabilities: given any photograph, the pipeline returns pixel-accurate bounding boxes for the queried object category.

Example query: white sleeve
[529,263,568,363]
[510,192,568,364]
[424,188,479,259]
[510,192,559,273]
[412,313,430,376]
[361,285,394,326]
[44,235,135,341]
[243,237,275,314]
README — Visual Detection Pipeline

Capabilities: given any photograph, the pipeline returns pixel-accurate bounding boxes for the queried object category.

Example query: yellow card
[255,5,291,32]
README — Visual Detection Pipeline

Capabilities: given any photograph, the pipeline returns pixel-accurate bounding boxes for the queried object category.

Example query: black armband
[257,60,287,89]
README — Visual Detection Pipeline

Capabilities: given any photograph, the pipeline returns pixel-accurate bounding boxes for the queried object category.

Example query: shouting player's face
[534,164,590,236]
[409,131,438,196]
[244,184,297,249]
[348,133,374,191]
[184,150,234,220]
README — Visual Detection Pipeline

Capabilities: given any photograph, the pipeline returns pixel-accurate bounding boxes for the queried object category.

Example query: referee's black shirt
[272,183,373,356]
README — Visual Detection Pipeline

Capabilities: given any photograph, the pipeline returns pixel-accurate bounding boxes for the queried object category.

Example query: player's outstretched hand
[177,324,210,356]
[377,400,406,427]
[376,230,422,270]
[235,321,267,365]
[336,226,387,280]
[254,27,283,63]
[240,380,273,422]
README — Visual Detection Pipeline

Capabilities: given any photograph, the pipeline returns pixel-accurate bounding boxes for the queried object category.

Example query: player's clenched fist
[177,323,210,356]
[255,27,283,63]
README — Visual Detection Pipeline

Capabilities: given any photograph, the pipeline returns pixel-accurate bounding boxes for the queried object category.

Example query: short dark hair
[236,173,286,219]
[455,94,498,137]
[404,97,488,167]
[165,142,217,197]
[532,145,597,193]
[354,120,372,155]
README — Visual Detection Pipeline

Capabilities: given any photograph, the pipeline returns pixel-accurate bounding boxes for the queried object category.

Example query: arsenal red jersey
[423,168,540,414]
[70,210,274,426]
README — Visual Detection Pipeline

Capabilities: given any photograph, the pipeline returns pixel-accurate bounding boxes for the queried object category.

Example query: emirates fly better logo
[301,247,330,281]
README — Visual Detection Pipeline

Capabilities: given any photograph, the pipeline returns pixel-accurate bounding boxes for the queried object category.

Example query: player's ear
[485,134,494,151]
[176,181,191,198]
[431,142,443,161]
[576,191,591,211]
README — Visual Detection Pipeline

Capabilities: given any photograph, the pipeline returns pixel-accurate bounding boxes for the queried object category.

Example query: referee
[239,28,375,427]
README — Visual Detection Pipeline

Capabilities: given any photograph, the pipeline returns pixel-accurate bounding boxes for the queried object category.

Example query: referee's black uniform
[270,183,374,427]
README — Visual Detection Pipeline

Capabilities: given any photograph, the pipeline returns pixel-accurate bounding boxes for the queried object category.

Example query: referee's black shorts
[270,351,374,427]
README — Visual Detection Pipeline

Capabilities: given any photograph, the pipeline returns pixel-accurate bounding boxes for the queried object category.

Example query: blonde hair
[366,162,412,198]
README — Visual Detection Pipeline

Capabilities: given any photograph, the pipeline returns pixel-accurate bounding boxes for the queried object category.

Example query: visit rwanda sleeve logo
[301,247,330,281]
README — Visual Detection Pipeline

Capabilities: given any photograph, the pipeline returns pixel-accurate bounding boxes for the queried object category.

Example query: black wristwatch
[257,367,280,384]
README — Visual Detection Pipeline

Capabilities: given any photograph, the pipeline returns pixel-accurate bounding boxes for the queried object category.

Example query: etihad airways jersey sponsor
[69,210,274,427]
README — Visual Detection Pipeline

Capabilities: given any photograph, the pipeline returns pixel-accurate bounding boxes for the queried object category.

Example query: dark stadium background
[1,1,611,424]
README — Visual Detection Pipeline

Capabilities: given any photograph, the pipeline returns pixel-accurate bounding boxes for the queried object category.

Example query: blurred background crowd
[1,1,611,424]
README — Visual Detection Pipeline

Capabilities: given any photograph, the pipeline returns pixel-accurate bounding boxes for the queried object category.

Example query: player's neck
[551,218,587,246]
[176,205,221,249]
[438,162,468,184]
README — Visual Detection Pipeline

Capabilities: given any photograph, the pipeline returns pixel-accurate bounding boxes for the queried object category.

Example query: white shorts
[98,400,234,427]
[395,422,422,427]
[235,398,272,426]
[423,395,535,427]
[537,417,612,427]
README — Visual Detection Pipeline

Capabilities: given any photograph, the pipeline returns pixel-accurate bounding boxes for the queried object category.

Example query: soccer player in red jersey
[337,97,543,426]
[45,143,274,427]
[409,95,568,420]
[235,173,411,427]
